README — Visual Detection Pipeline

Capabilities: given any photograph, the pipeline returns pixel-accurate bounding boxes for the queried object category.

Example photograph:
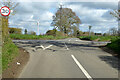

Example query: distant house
[94,33,102,36]
[9,27,22,34]
[80,32,94,36]
[82,32,89,36]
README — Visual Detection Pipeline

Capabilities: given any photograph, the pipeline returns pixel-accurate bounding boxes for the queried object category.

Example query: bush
[9,27,22,34]
[46,30,55,36]
[107,39,120,54]
[46,29,65,37]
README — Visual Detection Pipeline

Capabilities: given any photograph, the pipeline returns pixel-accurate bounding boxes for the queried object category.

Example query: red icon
[0,6,11,16]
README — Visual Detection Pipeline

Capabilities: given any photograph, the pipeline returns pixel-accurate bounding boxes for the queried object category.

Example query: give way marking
[35,45,53,50]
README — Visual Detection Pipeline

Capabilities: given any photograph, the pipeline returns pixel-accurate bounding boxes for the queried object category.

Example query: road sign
[0,6,11,16]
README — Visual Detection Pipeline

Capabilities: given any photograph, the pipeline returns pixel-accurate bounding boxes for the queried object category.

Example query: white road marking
[44,45,53,50]
[40,45,45,50]
[35,45,53,50]
[71,55,93,80]
[64,43,69,50]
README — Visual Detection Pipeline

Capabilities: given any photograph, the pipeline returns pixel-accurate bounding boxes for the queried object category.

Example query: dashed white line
[71,55,93,80]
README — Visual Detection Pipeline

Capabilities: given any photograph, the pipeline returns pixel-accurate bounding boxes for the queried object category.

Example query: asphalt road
[13,38,119,79]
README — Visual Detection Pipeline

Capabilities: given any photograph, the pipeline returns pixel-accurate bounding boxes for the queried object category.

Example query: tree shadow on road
[98,55,120,71]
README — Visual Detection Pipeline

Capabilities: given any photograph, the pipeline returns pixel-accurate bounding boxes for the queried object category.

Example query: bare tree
[110,10,120,20]
[109,27,118,36]
[110,9,120,35]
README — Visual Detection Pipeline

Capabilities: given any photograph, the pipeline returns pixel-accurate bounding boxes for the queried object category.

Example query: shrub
[78,36,119,41]
[107,39,120,54]
[9,27,22,34]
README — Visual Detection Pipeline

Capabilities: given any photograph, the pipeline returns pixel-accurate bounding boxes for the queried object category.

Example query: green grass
[10,34,69,40]
[107,39,120,54]
[2,38,19,71]
[0,47,2,74]
[78,36,119,41]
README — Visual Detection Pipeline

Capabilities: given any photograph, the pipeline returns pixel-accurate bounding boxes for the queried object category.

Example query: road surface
[13,38,119,79]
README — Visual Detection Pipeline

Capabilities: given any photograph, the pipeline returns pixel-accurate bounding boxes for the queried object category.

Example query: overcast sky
[4,1,118,35]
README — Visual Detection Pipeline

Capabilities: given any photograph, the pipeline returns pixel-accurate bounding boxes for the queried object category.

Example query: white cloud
[40,11,54,21]
[65,3,118,33]
[13,0,119,2]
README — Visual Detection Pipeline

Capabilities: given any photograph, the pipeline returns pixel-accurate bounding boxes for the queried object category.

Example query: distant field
[78,36,119,41]
[10,34,69,40]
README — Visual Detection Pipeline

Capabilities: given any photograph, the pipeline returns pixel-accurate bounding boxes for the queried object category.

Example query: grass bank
[78,36,120,57]
[106,39,120,56]
[10,34,69,40]
[2,38,19,71]
[2,48,30,78]
[78,36,119,41]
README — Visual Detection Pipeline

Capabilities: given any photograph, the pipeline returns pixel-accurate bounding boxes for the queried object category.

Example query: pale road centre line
[71,55,93,80]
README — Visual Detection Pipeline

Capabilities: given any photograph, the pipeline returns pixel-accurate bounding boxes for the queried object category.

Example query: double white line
[71,55,93,80]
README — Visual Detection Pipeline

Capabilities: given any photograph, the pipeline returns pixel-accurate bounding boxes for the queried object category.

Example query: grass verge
[2,38,19,71]
[106,39,120,57]
[2,48,30,78]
